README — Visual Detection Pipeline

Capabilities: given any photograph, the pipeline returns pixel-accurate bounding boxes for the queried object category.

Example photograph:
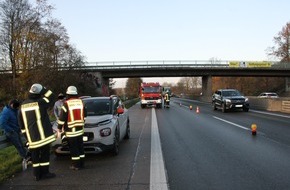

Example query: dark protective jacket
[57,97,85,138]
[18,89,56,149]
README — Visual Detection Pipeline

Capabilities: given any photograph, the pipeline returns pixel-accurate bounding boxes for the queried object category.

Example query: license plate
[235,105,243,107]
[83,136,88,142]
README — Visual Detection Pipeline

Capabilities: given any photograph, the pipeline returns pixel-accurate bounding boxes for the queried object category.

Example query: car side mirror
[117,107,124,115]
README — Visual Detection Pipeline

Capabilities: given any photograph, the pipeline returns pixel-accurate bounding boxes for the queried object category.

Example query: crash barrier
[247,97,290,113]
[282,101,290,113]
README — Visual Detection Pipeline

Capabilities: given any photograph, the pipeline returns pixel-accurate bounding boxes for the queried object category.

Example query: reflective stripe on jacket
[57,98,85,138]
[18,90,55,149]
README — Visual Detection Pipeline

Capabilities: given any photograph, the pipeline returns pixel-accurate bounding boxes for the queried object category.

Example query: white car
[52,95,130,156]
[257,92,279,98]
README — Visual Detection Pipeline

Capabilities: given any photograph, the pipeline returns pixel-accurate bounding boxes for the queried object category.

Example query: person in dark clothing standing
[18,83,56,181]
[0,99,29,161]
[57,86,86,170]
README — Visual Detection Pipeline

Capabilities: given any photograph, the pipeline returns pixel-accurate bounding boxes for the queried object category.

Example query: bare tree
[267,22,290,62]
[0,0,52,95]
[125,78,143,99]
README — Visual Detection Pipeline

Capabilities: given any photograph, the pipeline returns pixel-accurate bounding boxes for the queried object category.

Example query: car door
[215,90,222,107]
[114,98,127,138]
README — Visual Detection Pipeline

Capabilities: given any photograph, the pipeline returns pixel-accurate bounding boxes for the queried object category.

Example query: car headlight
[245,98,249,102]
[100,128,111,137]
[85,119,112,128]
[225,99,231,103]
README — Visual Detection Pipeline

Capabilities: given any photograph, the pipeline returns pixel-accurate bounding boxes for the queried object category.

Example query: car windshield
[84,99,111,116]
[222,90,241,97]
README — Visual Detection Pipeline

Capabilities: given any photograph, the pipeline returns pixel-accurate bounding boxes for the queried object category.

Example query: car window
[84,99,111,116]
[269,93,278,97]
[222,90,240,96]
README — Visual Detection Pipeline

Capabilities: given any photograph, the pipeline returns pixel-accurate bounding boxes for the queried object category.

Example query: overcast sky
[48,0,290,87]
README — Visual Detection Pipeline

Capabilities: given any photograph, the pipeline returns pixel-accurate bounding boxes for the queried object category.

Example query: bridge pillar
[201,76,212,102]
[286,77,290,92]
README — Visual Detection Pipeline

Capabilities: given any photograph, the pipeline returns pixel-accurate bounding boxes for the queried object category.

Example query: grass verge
[0,146,22,183]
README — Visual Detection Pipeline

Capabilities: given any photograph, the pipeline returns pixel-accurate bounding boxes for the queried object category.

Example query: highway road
[1,98,290,190]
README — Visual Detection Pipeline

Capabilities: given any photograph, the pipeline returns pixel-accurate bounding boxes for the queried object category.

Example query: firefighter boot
[41,165,56,179]
[80,158,85,169]
[70,160,80,170]
[33,166,41,181]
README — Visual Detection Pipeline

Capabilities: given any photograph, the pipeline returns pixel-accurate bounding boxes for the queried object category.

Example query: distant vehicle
[139,82,162,108]
[257,92,279,98]
[53,95,130,156]
[212,89,249,113]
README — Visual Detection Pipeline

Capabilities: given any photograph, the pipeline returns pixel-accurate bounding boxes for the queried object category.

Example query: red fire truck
[140,82,162,108]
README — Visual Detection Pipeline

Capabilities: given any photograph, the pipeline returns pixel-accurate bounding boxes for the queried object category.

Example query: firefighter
[18,83,56,181]
[57,86,85,170]
[164,90,170,108]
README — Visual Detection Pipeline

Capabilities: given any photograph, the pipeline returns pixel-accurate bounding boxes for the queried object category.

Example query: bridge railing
[84,60,230,69]
[0,60,289,73]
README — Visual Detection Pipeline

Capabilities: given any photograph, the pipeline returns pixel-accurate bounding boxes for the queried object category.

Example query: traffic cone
[189,105,192,110]
[196,106,200,114]
[251,124,257,135]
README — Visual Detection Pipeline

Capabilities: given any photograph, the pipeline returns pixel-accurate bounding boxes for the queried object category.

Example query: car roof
[261,92,277,94]
[82,96,119,101]
[82,97,111,101]
[218,89,238,92]
[261,92,278,95]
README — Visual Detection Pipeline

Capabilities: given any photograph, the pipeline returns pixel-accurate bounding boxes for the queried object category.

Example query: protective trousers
[68,135,85,168]
[31,144,50,179]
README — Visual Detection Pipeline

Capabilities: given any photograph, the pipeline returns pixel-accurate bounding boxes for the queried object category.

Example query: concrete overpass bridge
[77,60,290,97]
[2,60,290,97]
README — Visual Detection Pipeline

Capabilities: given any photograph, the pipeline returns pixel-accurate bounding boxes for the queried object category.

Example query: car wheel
[112,128,120,156]
[141,104,146,109]
[212,102,217,110]
[222,103,227,113]
[124,119,130,140]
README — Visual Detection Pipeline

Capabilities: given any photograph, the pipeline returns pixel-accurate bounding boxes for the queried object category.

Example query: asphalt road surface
[1,98,290,190]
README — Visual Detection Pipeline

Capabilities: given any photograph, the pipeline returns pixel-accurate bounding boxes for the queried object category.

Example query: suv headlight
[225,99,231,103]
[245,98,249,102]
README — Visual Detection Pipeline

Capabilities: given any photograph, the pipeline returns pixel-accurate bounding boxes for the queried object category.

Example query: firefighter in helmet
[57,86,86,170]
[18,83,56,181]
[164,90,170,107]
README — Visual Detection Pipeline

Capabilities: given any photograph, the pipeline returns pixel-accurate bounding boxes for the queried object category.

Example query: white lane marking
[150,108,169,190]
[213,116,251,131]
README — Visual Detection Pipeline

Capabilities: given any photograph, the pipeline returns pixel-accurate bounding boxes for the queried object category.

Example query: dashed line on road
[150,108,169,190]
[213,116,251,131]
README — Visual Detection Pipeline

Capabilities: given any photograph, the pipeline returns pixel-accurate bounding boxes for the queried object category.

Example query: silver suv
[212,89,249,113]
